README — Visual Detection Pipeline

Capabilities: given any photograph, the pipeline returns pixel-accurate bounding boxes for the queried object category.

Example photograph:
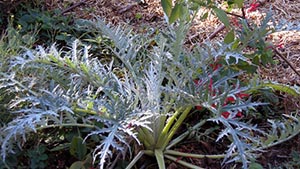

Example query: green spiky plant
[1,2,300,169]
[0,19,273,169]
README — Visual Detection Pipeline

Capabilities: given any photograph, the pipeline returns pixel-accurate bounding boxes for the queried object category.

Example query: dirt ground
[46,0,300,82]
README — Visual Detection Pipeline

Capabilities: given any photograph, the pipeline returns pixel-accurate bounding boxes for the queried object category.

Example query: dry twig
[61,0,87,15]
[272,47,300,77]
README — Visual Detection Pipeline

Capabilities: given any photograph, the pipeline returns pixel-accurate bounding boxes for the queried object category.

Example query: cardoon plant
[1,16,300,169]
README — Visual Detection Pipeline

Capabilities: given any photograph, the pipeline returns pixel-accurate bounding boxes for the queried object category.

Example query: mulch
[46,0,300,85]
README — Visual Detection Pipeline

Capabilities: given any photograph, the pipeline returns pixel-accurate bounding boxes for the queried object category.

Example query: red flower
[209,63,222,71]
[222,112,230,118]
[225,92,249,104]
[225,96,235,103]
[194,77,249,119]
[222,111,243,119]
[211,103,217,108]
[236,93,250,99]
[247,2,260,13]
[196,105,202,110]
[194,78,214,93]
[194,79,201,86]
[236,111,243,118]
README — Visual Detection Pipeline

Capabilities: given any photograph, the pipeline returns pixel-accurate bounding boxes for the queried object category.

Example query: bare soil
[46,0,300,85]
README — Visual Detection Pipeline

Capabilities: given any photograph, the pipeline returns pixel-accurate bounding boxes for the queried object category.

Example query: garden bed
[0,0,300,168]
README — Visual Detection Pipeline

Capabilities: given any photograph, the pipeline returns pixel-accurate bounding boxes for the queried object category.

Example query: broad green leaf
[200,12,209,20]
[231,39,240,49]
[83,154,94,168]
[69,161,86,169]
[224,30,235,44]
[234,0,244,8]
[70,136,87,160]
[213,8,230,28]
[190,2,200,10]
[180,4,190,22]
[253,54,260,65]
[235,61,257,73]
[39,154,48,161]
[169,3,182,24]
[249,162,264,169]
[161,0,172,16]
[261,51,272,65]
[227,0,235,5]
